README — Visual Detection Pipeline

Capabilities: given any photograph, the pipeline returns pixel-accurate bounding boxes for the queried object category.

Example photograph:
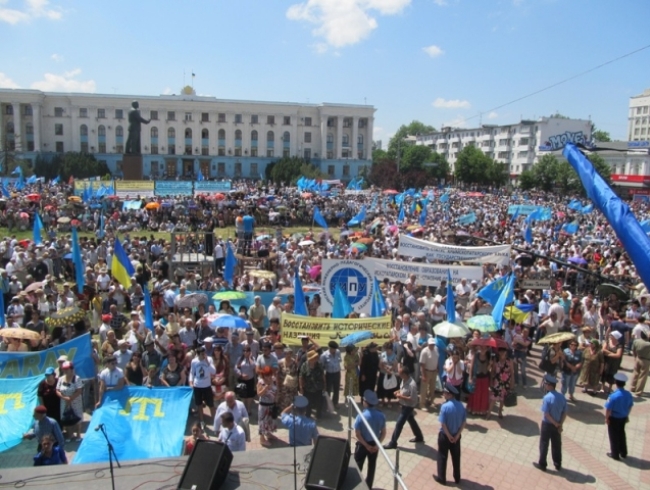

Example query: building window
[251,147,258,157]
[235,148,242,156]
[304,117,312,127]
[267,131,274,145]
[251,115,259,124]
[304,148,311,160]
[218,113,226,123]
[168,127,175,138]
[168,145,176,155]
[218,148,225,156]
[201,128,209,140]
[235,114,242,124]
[234,162,242,177]
[342,165,350,176]
[217,162,225,176]
[327,118,334,127]
[283,148,290,157]
[266,149,274,157]
[184,128,192,139]
[637,107,642,115]
[116,126,124,137]
[327,133,334,143]
[79,108,88,118]
[80,124,88,136]
[98,142,106,153]
[184,112,193,122]
[23,105,32,116]
[343,118,352,128]
[116,144,124,153]
[151,127,158,138]
[5,105,13,115]
[56,141,64,152]
[201,147,209,156]
[342,134,349,147]
[151,161,159,176]
[359,118,367,128]
[201,112,209,122]
[267,115,275,125]
[150,110,158,120]
[328,165,335,176]
[97,109,106,118]
[24,123,33,135]
[327,151,333,159]
[235,129,242,144]
[185,145,192,155]
[80,142,89,153]
[151,144,158,154]
[283,116,291,125]
[250,162,258,177]
[304,132,312,143]
[251,130,258,141]
[27,141,34,151]
[357,134,364,145]
[115,109,123,119]
[282,131,290,144]
[167,111,175,121]
[54,107,64,117]
[55,123,63,136]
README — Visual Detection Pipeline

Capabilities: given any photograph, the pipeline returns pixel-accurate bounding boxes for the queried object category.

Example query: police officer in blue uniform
[354,390,387,489]
[434,383,466,486]
[280,395,319,447]
[534,374,567,472]
[605,372,634,460]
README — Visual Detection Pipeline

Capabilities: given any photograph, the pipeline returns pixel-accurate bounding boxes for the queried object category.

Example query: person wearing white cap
[353,390,386,488]
[604,372,634,461]
[533,374,567,472]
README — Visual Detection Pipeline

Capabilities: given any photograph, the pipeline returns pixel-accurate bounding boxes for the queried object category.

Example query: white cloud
[487,111,498,120]
[50,53,63,62]
[444,115,468,128]
[433,97,471,109]
[0,0,62,24]
[422,44,443,58]
[311,42,329,54]
[0,72,20,88]
[30,69,95,92]
[287,0,411,48]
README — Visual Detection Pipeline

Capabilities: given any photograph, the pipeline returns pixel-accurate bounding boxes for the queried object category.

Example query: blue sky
[1,0,649,143]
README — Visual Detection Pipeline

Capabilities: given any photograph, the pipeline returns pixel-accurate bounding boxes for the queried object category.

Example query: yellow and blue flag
[111,238,135,288]
[492,274,515,329]
[370,277,386,317]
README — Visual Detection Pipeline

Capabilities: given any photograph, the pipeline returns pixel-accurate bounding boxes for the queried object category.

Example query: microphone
[95,424,104,432]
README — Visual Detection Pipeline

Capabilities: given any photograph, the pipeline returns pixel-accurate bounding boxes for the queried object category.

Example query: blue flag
[564,143,650,291]
[51,175,60,185]
[143,287,155,331]
[0,376,41,452]
[11,166,23,177]
[510,206,520,222]
[398,201,405,223]
[293,269,308,316]
[71,226,85,294]
[409,199,417,216]
[347,205,366,227]
[313,206,328,229]
[568,199,582,211]
[332,283,353,319]
[224,241,237,287]
[641,219,650,234]
[0,182,9,198]
[458,212,477,225]
[562,222,579,235]
[439,192,449,203]
[370,277,386,317]
[477,276,508,306]
[419,201,428,226]
[72,387,193,464]
[98,214,105,239]
[33,213,43,245]
[26,175,37,185]
[446,269,456,323]
[524,224,533,244]
[581,204,594,214]
[492,273,515,329]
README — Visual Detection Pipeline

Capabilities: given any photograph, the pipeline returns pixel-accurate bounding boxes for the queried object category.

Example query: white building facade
[0,88,375,180]
[628,88,650,142]
[416,116,592,182]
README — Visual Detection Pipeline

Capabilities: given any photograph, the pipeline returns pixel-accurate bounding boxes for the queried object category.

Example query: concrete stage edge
[0,446,369,489]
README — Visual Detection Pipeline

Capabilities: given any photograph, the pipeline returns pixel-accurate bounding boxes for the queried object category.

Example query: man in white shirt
[189,346,216,425]
[267,296,282,322]
[538,294,551,318]
[213,391,250,441]
[97,356,125,408]
[455,278,471,316]
[419,338,439,409]
[217,412,246,452]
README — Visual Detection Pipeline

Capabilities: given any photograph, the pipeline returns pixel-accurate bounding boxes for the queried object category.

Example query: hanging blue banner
[507,204,540,215]
[72,386,193,464]
[194,181,232,193]
[0,376,41,452]
[0,333,94,379]
[155,181,193,196]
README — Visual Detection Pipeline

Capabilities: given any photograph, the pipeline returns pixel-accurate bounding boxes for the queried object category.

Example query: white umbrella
[433,321,470,338]
[299,240,315,247]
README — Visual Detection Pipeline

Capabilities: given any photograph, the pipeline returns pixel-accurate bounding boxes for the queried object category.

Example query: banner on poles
[0,376,41,452]
[280,313,391,347]
[364,258,483,286]
[398,235,511,265]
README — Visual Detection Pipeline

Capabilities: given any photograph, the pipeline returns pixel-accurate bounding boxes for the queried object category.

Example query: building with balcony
[0,88,375,180]
[628,88,650,142]
[416,116,592,183]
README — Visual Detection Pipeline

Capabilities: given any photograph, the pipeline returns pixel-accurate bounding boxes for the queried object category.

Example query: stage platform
[0,446,369,490]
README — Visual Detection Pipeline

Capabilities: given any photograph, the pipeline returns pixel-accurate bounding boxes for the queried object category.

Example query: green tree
[486,160,509,187]
[401,145,432,171]
[387,120,436,163]
[556,153,612,194]
[34,152,110,181]
[531,154,560,192]
[266,156,324,185]
[592,130,611,143]
[427,152,450,180]
[518,169,536,190]
[454,146,492,184]
[372,148,389,163]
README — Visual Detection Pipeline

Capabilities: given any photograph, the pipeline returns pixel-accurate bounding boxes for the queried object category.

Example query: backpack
[538,345,555,373]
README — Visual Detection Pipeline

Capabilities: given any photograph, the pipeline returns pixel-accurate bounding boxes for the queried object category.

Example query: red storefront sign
[629,188,650,195]
[611,174,650,184]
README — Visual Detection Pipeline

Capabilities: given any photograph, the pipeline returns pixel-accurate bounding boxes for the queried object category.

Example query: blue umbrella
[210,314,249,329]
[340,331,373,347]
[466,315,499,333]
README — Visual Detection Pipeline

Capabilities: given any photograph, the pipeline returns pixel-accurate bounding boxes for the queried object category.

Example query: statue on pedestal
[125,101,150,155]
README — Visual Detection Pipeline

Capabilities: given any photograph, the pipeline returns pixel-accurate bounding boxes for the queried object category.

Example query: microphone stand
[292,396,297,490]
[98,425,121,490]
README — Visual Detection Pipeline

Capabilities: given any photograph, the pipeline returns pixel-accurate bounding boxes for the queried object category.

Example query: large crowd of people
[1,178,648,486]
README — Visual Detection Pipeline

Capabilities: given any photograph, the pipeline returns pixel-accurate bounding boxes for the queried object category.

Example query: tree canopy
[264,156,324,184]
[453,146,507,186]
[34,152,111,181]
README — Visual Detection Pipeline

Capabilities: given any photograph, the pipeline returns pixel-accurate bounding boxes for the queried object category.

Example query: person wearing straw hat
[533,374,567,472]
[604,372,634,460]
[299,350,326,419]
[353,389,386,489]
[434,382,466,486]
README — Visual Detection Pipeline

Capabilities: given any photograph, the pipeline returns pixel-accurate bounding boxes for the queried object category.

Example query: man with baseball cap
[534,374,567,472]
[354,390,386,488]
[23,405,65,449]
[280,395,319,447]
[434,383,466,485]
[605,372,634,460]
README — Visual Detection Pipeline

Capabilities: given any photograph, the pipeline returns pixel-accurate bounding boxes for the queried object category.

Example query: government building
[0,87,375,180]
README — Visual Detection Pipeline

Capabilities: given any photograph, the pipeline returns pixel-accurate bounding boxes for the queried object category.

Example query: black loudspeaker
[205,233,214,255]
[177,439,233,490]
[257,249,269,258]
[305,436,350,490]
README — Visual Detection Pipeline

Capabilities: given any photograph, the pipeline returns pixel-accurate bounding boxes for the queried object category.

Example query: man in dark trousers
[354,390,386,488]
[434,382,466,486]
[534,374,567,472]
[605,372,634,460]
[383,366,424,449]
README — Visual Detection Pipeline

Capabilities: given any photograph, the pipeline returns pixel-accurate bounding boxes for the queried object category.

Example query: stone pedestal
[122,154,143,180]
